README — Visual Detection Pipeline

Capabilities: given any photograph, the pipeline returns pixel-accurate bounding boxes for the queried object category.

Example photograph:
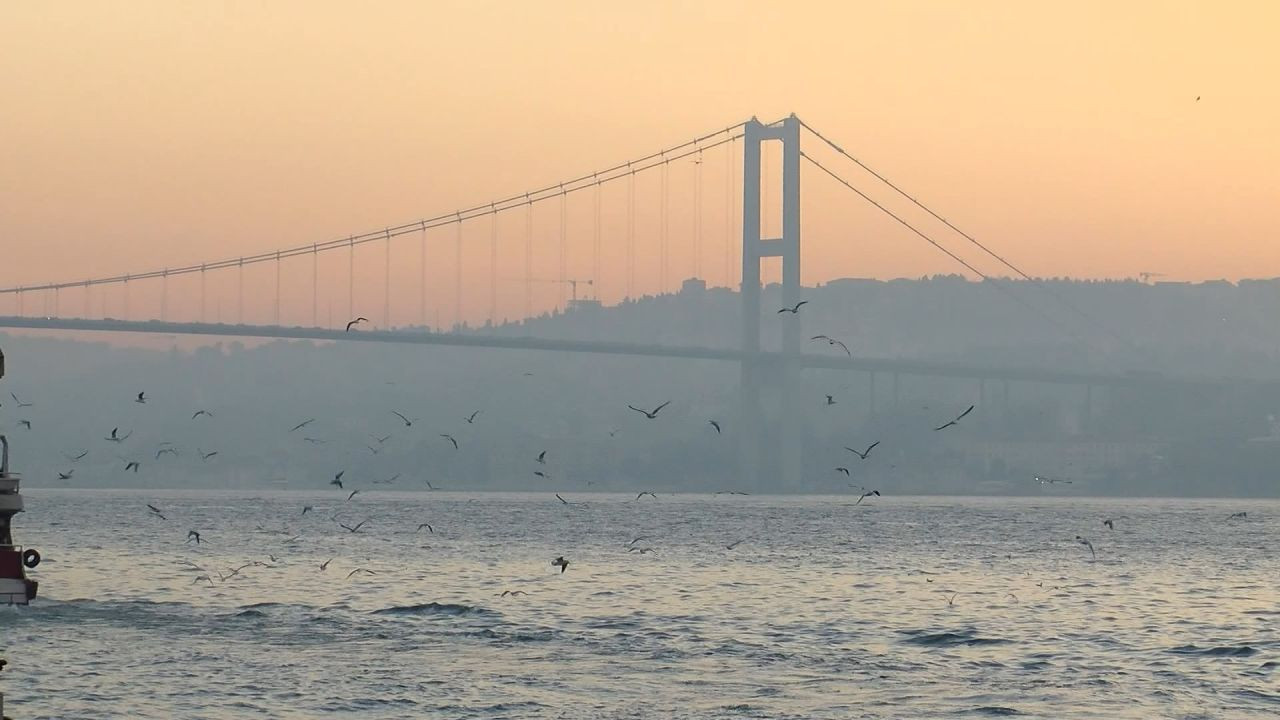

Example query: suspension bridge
[0,114,1263,486]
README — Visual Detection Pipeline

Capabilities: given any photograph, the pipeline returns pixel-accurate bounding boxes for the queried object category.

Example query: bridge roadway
[0,315,1263,390]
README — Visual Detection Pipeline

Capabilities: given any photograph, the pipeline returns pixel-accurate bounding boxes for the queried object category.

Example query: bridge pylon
[740,115,803,490]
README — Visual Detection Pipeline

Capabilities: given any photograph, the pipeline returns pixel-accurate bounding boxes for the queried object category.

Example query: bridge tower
[740,115,803,490]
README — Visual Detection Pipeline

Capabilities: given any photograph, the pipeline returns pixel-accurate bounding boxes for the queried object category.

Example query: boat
[1,347,40,606]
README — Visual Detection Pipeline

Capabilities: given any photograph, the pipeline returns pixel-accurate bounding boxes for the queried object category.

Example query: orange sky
[2,1,1278,328]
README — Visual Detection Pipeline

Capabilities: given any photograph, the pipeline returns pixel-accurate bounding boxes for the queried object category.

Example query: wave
[370,602,492,617]
[900,629,1012,648]
[1168,644,1258,657]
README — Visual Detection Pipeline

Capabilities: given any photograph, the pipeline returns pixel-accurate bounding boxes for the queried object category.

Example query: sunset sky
[3,1,1277,327]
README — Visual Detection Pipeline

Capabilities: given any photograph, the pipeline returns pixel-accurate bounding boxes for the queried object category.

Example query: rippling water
[2,490,1277,719]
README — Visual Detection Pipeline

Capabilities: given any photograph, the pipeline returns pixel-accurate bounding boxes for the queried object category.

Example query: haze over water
[5,490,1277,719]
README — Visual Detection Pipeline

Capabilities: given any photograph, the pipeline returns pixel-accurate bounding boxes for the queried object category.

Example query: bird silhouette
[18,420,31,430]
[1075,535,1096,560]
[125,461,140,473]
[391,411,415,427]
[290,419,315,432]
[551,556,570,573]
[845,441,880,460]
[345,317,369,332]
[416,522,434,534]
[628,401,671,419]
[536,450,547,464]
[854,488,881,505]
[777,301,809,314]
[192,410,212,419]
[440,434,458,449]
[105,427,132,443]
[135,391,147,404]
[709,420,721,434]
[933,405,975,431]
[10,392,33,408]
[465,410,480,424]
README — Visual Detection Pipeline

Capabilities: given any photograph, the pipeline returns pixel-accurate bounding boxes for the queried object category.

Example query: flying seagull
[67,450,89,462]
[192,410,212,419]
[345,317,369,332]
[555,493,569,505]
[57,470,73,480]
[199,449,218,461]
[498,590,528,597]
[135,391,147,404]
[933,405,975,431]
[825,395,836,406]
[106,427,132,443]
[347,489,360,502]
[834,467,850,476]
[709,420,721,434]
[628,401,671,419]
[635,491,657,500]
[391,411,415,427]
[147,504,166,520]
[186,530,202,544]
[1075,535,1096,560]
[331,471,344,489]
[301,506,313,515]
[465,410,480,424]
[125,461,141,473]
[811,335,850,356]
[290,419,315,432]
[10,392,32,408]
[536,450,547,464]
[416,522,434,534]
[845,441,880,460]
[339,519,370,533]
[777,301,809,314]
[346,567,376,578]
[18,420,30,430]
[155,448,178,460]
[534,470,550,480]
[1103,518,1114,530]
[551,556,570,573]
[318,558,333,571]
[854,488,881,505]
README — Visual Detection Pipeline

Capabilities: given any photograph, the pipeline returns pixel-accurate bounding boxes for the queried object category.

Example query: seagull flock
[4,302,1238,594]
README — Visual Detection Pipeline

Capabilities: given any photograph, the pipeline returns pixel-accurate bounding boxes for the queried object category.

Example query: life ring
[22,548,40,568]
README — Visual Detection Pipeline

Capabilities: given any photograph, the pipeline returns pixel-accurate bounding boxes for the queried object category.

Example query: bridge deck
[0,315,1259,390]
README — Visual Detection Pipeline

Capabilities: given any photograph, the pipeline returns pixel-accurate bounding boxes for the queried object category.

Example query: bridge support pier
[739,115,802,490]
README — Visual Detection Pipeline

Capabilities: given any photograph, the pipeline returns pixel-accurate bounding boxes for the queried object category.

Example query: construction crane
[519,278,595,303]
[1138,272,1165,284]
